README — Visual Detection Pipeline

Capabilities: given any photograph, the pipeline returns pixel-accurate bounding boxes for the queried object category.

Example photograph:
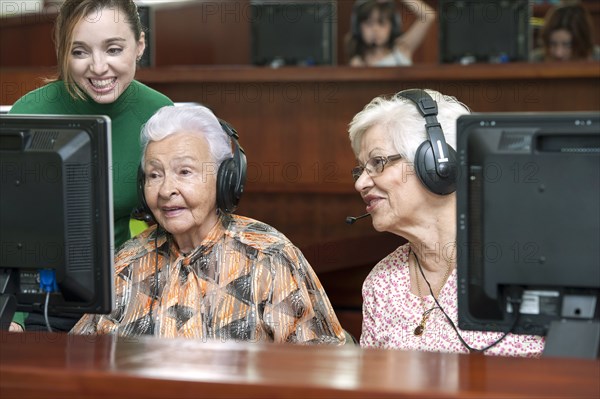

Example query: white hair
[140,105,232,169]
[348,89,470,162]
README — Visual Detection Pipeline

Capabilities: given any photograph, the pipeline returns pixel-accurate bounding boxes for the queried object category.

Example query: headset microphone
[345,213,370,225]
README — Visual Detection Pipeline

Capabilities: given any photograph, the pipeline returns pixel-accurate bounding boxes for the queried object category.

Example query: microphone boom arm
[345,213,370,225]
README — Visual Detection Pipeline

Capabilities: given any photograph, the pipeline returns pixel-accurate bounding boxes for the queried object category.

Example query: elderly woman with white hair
[349,88,544,356]
[72,105,346,345]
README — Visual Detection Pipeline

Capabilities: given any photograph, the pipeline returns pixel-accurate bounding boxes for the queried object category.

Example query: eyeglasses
[351,154,403,181]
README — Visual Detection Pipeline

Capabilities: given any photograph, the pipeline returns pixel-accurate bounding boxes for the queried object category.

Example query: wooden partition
[135,63,600,338]
[136,62,600,245]
[1,63,599,338]
[1,332,599,398]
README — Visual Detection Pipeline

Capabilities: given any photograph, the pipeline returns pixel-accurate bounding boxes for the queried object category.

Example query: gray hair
[348,89,470,163]
[140,105,232,169]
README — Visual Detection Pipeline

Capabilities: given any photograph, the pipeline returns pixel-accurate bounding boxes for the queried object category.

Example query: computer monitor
[250,0,337,66]
[456,112,600,358]
[0,114,114,329]
[439,0,530,64]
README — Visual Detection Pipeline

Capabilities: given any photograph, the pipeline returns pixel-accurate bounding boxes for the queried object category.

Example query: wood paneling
[2,62,599,340]
[139,63,600,338]
[2,64,598,246]
[153,0,250,66]
[0,12,55,67]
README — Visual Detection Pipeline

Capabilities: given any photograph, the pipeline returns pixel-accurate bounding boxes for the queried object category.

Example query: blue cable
[38,269,57,332]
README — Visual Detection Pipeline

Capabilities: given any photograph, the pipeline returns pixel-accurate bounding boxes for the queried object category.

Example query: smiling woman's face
[143,132,219,252]
[354,124,430,234]
[68,7,144,103]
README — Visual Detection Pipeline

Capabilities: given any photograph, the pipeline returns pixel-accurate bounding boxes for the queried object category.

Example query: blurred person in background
[531,1,600,61]
[346,0,436,66]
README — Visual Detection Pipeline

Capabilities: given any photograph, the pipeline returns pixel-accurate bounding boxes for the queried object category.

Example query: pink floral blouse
[360,244,545,357]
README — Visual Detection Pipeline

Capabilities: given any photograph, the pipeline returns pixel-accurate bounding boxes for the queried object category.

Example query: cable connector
[38,269,58,293]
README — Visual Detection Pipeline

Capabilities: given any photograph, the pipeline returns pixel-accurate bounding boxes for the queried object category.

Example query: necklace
[412,244,456,336]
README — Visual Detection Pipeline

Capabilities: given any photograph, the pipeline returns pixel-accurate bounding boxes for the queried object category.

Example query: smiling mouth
[88,78,116,90]
[161,206,185,216]
[365,197,383,213]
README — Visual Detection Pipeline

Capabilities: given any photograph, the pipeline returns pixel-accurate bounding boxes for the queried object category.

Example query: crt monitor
[439,0,530,64]
[456,112,600,358]
[0,114,114,329]
[250,0,337,66]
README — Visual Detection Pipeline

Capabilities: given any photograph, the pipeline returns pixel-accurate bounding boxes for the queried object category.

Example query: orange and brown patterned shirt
[71,214,345,344]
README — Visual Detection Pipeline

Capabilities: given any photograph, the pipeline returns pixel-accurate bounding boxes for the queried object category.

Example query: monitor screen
[439,0,530,64]
[250,1,337,66]
[0,114,114,326]
[456,112,600,356]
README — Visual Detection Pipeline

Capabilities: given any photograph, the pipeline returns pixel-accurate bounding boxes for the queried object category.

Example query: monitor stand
[543,320,600,359]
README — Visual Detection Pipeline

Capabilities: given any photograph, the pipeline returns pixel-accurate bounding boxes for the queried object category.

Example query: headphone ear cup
[216,120,247,214]
[216,158,236,213]
[216,148,246,214]
[136,165,155,223]
[414,141,457,195]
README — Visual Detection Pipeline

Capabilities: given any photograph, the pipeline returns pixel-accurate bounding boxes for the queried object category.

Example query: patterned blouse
[361,243,545,357]
[71,214,345,345]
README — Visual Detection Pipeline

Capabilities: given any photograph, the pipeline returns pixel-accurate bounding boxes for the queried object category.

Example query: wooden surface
[0,332,598,399]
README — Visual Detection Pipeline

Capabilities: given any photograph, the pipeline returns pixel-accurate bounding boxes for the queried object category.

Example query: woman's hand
[9,322,24,332]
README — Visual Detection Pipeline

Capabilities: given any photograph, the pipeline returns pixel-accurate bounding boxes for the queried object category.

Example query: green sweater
[9,80,173,330]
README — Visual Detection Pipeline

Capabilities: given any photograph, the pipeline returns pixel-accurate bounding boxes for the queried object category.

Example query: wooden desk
[0,332,598,399]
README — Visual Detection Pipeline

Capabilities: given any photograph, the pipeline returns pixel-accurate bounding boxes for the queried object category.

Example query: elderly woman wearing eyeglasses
[348,88,544,357]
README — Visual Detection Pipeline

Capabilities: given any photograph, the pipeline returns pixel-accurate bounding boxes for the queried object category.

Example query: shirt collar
[167,214,229,265]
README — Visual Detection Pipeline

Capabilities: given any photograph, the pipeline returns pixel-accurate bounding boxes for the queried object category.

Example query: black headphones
[396,89,457,195]
[216,120,247,213]
[136,119,247,222]
[351,0,402,41]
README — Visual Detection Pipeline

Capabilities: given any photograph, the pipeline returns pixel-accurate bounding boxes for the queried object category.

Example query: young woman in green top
[9,0,173,332]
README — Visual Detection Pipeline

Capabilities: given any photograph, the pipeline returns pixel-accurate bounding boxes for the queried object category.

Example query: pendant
[414,309,433,336]
[414,323,425,336]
